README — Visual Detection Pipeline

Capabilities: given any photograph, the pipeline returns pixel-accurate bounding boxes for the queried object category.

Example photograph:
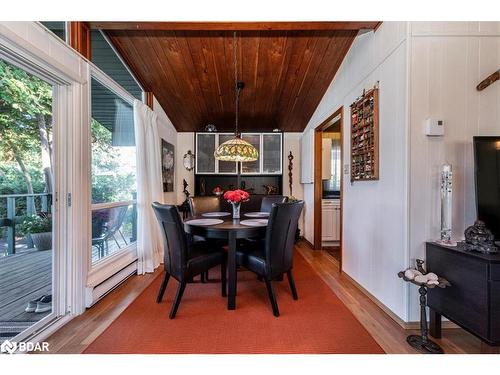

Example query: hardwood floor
[44,240,482,354]
[44,269,160,354]
[296,241,482,354]
[322,245,341,264]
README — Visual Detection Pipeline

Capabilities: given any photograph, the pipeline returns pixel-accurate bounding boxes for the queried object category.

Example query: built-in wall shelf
[350,87,379,182]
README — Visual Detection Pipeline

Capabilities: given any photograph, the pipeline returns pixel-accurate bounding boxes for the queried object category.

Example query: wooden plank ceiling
[101,23,378,132]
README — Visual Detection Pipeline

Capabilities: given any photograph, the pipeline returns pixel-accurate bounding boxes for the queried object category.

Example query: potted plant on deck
[18,214,52,251]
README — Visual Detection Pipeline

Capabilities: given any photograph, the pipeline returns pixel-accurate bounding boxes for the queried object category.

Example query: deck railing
[0,193,52,256]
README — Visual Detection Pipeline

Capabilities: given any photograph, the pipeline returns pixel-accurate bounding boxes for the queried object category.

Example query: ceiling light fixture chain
[233,31,243,137]
[234,30,238,136]
[213,31,258,163]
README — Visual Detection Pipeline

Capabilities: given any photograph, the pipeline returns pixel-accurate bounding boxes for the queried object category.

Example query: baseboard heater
[85,261,138,308]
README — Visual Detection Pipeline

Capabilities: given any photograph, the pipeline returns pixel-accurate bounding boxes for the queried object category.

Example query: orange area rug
[84,253,384,354]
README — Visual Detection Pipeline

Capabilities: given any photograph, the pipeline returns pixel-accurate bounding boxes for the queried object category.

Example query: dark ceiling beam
[89,21,380,31]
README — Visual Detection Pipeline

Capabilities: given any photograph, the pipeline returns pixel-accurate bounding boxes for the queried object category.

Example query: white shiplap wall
[302,22,410,321]
[302,21,500,322]
[408,21,500,320]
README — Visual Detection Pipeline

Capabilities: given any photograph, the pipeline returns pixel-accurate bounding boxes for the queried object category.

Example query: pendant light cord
[234,31,240,137]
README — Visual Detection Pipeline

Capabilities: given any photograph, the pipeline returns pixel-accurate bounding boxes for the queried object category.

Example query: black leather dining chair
[188,196,225,282]
[188,196,221,216]
[152,202,227,319]
[244,195,288,246]
[235,201,304,317]
[260,195,287,213]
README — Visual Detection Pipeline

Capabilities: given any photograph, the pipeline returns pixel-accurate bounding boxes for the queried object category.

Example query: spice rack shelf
[350,87,379,182]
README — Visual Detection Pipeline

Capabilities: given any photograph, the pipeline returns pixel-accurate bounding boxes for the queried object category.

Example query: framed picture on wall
[161,139,175,192]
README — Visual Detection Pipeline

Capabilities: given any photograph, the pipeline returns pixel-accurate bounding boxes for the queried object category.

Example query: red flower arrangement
[223,189,250,204]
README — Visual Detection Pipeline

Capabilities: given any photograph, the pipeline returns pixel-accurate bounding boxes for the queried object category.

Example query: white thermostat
[425,118,444,136]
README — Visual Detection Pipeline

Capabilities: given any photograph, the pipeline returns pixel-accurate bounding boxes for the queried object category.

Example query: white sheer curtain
[133,99,164,274]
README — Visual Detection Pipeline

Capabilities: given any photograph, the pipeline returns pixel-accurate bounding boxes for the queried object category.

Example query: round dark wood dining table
[184,215,267,310]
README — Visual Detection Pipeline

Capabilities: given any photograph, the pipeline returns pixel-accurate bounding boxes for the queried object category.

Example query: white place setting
[184,218,224,226]
[244,212,270,218]
[239,219,269,227]
[202,212,231,218]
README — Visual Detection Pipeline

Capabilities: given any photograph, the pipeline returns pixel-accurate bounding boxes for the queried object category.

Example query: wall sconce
[183,150,195,171]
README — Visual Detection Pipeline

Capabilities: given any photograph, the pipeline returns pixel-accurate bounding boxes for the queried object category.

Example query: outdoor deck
[0,249,51,339]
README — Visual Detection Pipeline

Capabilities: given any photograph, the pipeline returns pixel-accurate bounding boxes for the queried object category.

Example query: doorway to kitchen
[314,107,343,269]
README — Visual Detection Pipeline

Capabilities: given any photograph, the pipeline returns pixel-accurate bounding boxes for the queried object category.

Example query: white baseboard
[342,272,459,330]
[85,261,137,308]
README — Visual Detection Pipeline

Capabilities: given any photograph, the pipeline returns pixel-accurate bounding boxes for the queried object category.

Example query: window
[90,77,137,264]
[91,30,142,100]
[40,21,67,42]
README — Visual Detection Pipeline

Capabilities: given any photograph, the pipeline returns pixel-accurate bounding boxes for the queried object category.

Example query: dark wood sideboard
[426,242,500,352]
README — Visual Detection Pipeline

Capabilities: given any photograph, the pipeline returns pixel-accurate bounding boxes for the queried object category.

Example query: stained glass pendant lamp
[214,33,258,163]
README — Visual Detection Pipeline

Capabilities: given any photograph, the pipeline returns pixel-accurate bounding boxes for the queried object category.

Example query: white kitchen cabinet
[195,133,237,174]
[322,199,340,242]
[240,132,282,175]
[262,133,282,174]
[240,133,261,174]
[196,133,216,173]
[301,129,314,183]
[196,132,282,175]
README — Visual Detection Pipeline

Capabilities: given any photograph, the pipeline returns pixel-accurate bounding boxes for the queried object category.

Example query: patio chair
[92,205,129,259]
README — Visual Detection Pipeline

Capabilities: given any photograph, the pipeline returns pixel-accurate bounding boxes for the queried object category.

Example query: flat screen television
[474,136,500,241]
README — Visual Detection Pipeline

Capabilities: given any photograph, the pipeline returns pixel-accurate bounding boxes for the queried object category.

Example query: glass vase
[440,164,452,243]
[231,202,241,219]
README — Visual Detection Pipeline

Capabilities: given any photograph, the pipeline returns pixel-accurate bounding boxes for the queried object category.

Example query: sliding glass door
[0,58,57,340]
[90,76,137,265]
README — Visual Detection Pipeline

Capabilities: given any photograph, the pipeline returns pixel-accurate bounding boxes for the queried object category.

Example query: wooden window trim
[69,22,91,59]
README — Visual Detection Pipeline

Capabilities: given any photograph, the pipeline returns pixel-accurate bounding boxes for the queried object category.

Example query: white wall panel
[302,22,410,320]
[176,132,195,205]
[408,22,500,320]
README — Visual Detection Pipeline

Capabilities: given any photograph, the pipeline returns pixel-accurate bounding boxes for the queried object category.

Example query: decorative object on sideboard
[212,186,223,197]
[350,85,379,182]
[223,189,250,219]
[178,179,191,219]
[183,150,195,171]
[398,259,451,354]
[205,124,217,132]
[200,178,206,196]
[437,163,456,246]
[476,68,499,91]
[462,220,498,254]
[288,151,294,196]
[262,184,278,195]
[182,179,190,200]
[161,139,175,192]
